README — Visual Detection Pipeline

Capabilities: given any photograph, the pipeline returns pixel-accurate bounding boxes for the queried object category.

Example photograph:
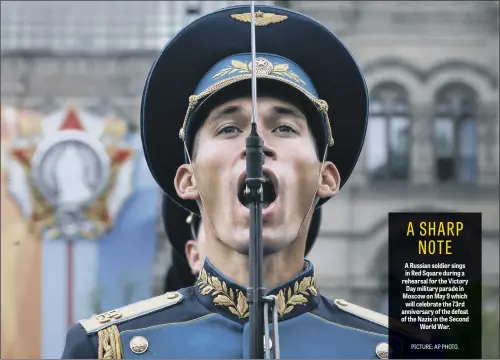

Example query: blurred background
[1,1,498,358]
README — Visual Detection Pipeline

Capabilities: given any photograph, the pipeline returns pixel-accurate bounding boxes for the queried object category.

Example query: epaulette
[333,299,431,343]
[79,291,183,335]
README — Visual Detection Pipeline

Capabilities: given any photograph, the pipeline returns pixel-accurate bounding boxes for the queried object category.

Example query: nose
[239,141,277,161]
[263,143,276,161]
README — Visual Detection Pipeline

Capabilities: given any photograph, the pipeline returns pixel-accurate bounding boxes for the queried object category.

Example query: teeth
[263,175,269,182]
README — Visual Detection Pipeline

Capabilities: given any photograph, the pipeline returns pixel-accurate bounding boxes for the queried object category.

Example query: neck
[205,236,306,289]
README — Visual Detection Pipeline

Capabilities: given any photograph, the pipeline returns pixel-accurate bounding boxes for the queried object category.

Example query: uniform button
[130,336,149,354]
[263,336,272,350]
[375,342,389,359]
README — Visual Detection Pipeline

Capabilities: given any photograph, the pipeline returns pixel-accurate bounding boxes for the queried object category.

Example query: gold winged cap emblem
[231,11,288,26]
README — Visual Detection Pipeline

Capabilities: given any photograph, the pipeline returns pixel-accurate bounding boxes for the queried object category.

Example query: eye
[273,124,298,134]
[216,125,242,135]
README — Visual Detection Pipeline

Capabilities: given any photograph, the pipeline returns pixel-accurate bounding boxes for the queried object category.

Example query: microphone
[245,1,267,359]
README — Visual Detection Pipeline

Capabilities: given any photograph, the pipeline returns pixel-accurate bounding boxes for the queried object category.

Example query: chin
[224,226,285,257]
[230,243,282,257]
[224,227,251,255]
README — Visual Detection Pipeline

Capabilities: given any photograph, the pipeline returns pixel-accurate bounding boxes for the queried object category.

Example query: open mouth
[238,171,278,209]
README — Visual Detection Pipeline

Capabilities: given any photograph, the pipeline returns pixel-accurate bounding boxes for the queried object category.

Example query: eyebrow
[207,105,244,123]
[271,105,306,121]
[206,103,306,123]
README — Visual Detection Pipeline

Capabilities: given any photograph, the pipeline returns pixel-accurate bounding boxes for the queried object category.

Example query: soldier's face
[176,96,338,255]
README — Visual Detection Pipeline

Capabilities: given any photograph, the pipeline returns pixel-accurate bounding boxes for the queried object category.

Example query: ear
[317,161,340,199]
[174,164,199,200]
[185,240,203,275]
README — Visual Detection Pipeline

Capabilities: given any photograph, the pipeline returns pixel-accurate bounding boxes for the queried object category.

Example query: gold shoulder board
[334,299,388,327]
[79,291,183,335]
[333,299,431,342]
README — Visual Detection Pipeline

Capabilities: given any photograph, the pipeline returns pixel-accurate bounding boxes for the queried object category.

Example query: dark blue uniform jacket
[62,260,418,359]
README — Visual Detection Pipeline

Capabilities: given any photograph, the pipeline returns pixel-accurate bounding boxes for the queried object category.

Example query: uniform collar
[194,258,320,323]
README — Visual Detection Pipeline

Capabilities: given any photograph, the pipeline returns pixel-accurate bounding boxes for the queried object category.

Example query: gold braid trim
[97,325,124,359]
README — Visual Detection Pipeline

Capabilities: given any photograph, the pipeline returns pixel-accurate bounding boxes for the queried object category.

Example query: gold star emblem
[8,107,134,239]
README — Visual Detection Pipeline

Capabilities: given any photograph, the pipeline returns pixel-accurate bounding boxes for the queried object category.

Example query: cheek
[294,157,320,213]
[284,146,320,188]
[297,139,320,179]
[194,137,224,173]
[279,147,320,213]
[194,157,221,199]
[192,138,236,199]
[296,159,321,193]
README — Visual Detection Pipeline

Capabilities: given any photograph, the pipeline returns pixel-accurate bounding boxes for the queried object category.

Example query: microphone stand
[245,1,266,359]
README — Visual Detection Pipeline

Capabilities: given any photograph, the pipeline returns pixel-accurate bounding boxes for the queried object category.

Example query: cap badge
[231,11,288,26]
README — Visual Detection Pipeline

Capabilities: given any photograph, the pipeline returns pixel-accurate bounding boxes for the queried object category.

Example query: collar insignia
[197,268,249,318]
[195,259,319,321]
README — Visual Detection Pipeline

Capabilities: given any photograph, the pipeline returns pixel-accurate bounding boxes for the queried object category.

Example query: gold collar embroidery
[195,264,319,320]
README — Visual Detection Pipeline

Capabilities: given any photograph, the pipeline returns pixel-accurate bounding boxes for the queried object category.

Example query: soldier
[162,195,323,292]
[62,4,428,359]
[162,197,206,292]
